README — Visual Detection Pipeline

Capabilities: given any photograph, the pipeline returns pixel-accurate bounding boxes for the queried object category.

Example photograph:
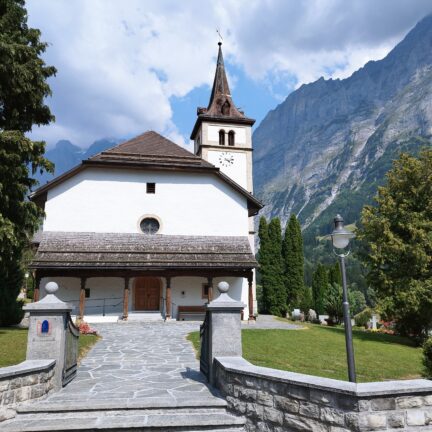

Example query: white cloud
[26,0,432,148]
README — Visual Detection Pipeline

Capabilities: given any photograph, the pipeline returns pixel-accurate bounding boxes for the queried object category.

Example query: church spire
[190,42,255,141]
[207,42,231,110]
[204,42,245,119]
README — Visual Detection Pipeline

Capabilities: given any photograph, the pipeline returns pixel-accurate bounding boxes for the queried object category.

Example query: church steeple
[190,43,255,142]
[204,42,246,120]
[190,42,255,193]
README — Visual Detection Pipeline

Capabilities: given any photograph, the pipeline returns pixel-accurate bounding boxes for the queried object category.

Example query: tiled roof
[30,231,258,270]
[90,131,213,169]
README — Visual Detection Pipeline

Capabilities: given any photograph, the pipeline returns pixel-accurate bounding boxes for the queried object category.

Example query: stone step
[2,409,246,431]
[17,397,228,413]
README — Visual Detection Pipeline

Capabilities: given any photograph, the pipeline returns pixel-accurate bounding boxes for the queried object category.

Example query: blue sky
[26,0,432,151]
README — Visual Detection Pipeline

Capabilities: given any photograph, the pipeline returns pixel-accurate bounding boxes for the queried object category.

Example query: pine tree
[311,263,328,315]
[267,218,286,316]
[282,214,304,308]
[0,0,55,325]
[258,217,271,313]
[328,262,342,286]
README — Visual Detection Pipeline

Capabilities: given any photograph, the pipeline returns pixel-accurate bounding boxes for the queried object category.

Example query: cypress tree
[282,214,304,308]
[328,262,342,286]
[258,217,271,313]
[267,218,286,316]
[312,263,328,314]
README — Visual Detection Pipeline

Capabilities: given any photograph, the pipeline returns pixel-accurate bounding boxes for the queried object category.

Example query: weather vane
[216,29,223,43]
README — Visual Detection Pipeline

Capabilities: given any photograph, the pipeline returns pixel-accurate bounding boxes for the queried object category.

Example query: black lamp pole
[331,214,357,383]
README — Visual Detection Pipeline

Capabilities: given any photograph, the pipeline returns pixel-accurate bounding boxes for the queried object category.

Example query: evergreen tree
[267,218,286,316]
[359,149,432,340]
[0,0,55,325]
[328,262,342,286]
[258,217,271,313]
[282,214,304,308]
[311,263,328,314]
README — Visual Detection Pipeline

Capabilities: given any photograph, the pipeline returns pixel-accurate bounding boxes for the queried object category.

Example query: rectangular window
[202,283,210,299]
[146,182,156,194]
[85,288,91,298]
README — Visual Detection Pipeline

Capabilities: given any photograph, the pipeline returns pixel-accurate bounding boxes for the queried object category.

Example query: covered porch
[30,231,257,321]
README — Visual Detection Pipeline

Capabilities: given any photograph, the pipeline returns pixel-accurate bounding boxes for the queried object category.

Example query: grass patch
[0,327,100,367]
[187,323,423,382]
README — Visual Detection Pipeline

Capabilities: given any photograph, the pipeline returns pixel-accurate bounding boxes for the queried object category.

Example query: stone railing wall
[0,359,56,422]
[215,356,432,431]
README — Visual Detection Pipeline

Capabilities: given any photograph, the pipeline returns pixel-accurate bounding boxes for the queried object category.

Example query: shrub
[324,283,343,324]
[78,321,98,335]
[355,308,373,328]
[422,337,432,379]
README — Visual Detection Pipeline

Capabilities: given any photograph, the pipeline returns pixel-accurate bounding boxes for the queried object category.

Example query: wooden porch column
[123,277,130,320]
[165,277,171,319]
[79,277,86,319]
[33,271,41,302]
[248,272,255,321]
[207,277,214,302]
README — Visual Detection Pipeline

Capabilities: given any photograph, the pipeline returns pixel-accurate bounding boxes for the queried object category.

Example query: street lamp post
[331,214,356,383]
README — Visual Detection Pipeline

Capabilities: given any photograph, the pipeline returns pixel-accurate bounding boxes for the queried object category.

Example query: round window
[140,217,160,235]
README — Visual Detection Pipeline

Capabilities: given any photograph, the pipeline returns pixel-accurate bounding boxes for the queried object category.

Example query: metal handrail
[71,297,124,316]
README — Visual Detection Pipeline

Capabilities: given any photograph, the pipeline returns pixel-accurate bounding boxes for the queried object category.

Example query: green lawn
[187,323,423,382]
[0,327,99,368]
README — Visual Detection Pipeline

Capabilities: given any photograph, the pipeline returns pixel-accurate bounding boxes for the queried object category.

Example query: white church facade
[30,43,262,321]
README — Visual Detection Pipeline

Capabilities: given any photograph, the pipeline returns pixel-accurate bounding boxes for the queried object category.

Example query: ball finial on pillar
[45,281,59,295]
[217,281,229,293]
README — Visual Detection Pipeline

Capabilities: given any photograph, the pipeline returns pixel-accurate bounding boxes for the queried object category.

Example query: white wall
[207,150,247,189]
[43,168,249,236]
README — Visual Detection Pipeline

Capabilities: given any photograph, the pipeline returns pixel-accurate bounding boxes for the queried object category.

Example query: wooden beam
[248,272,255,321]
[79,277,86,319]
[165,277,171,319]
[123,277,129,320]
[33,271,41,302]
[207,277,214,302]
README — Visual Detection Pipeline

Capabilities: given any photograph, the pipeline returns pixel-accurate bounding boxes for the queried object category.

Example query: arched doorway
[134,277,161,311]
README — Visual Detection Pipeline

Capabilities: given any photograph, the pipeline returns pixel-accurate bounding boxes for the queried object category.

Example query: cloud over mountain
[27,0,432,148]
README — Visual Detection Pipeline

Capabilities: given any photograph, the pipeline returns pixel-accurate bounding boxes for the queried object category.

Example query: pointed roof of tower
[190,43,255,139]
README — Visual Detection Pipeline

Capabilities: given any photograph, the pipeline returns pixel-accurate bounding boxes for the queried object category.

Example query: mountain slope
[253,14,432,238]
[34,138,121,186]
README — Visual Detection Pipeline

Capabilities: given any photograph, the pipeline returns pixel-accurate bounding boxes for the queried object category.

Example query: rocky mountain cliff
[253,14,432,239]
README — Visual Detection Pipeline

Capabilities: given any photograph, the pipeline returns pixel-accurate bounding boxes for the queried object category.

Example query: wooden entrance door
[134,277,161,311]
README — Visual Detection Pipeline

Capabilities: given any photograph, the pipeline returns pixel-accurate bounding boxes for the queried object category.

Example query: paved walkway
[40,322,218,406]
[242,314,301,329]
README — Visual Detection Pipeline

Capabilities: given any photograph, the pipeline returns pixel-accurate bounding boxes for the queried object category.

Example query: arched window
[228,130,235,146]
[221,100,230,115]
[219,130,225,146]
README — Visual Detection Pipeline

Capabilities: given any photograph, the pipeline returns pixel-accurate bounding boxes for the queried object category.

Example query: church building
[29,43,263,322]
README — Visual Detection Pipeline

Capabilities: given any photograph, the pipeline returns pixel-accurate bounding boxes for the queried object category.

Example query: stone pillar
[165,277,171,319]
[23,281,76,389]
[123,277,129,320]
[206,281,245,384]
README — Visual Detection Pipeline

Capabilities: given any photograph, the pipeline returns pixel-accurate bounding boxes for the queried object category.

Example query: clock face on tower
[218,152,234,167]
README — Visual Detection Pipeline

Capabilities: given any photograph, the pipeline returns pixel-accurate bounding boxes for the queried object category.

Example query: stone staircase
[2,398,245,431]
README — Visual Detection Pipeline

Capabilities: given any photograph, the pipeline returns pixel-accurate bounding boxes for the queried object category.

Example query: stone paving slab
[31,322,221,406]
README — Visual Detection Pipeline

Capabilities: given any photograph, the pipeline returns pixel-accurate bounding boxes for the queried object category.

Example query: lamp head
[331,214,355,249]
